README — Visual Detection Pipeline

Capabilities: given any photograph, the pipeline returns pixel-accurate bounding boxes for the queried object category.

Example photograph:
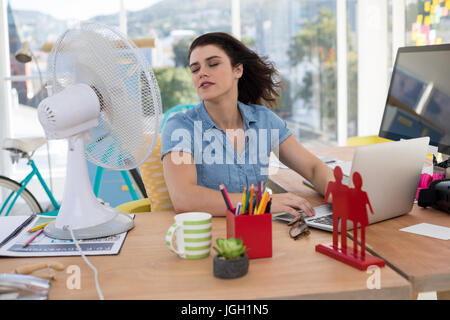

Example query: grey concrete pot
[213,253,249,279]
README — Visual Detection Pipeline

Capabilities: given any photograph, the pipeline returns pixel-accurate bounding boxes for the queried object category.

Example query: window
[240,0,345,145]
[5,0,449,193]
[6,1,117,202]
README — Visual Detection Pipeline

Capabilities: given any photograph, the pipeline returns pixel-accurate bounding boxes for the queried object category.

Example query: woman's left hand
[270,193,315,217]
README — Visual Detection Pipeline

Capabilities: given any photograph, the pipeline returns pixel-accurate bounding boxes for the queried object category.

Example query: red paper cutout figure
[324,166,349,251]
[316,166,385,271]
[348,172,374,259]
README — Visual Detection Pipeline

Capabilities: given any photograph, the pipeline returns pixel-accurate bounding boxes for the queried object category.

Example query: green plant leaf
[230,250,240,259]
[214,237,247,260]
[216,238,225,251]
[238,246,246,256]
[223,240,232,255]
[213,246,223,256]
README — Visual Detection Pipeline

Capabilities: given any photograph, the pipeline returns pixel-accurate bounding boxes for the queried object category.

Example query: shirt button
[238,165,243,169]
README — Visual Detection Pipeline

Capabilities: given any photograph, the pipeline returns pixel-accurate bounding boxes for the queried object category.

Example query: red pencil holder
[226,210,272,259]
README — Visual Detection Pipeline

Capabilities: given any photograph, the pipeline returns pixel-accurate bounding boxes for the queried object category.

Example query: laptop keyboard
[308,215,333,226]
[307,204,333,226]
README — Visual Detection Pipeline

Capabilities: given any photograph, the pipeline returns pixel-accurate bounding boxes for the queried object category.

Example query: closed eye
[190,60,220,74]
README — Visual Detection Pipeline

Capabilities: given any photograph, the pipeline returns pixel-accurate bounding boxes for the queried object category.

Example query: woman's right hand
[270,193,315,217]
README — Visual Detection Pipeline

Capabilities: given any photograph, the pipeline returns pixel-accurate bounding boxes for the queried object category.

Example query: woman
[161,32,333,216]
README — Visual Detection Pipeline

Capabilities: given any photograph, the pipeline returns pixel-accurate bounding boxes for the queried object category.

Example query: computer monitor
[379,44,450,155]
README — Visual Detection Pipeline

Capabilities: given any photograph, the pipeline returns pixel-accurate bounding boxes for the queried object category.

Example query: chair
[115,198,151,214]
[138,134,174,211]
[115,135,172,213]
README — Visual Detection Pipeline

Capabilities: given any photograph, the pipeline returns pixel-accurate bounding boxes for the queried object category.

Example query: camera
[418,179,450,213]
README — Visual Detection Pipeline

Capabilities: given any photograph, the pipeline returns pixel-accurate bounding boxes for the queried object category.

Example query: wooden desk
[365,205,450,296]
[0,211,410,299]
[269,146,450,298]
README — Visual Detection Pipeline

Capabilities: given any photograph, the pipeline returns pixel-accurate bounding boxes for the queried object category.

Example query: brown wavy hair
[188,32,281,109]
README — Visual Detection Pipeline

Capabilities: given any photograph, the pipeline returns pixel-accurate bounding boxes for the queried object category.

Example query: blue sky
[10,0,161,20]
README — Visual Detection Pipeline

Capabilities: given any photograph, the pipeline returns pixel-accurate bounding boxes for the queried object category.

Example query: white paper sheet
[0,216,30,244]
[400,223,450,240]
[269,158,288,169]
[328,161,352,177]
[421,165,433,175]
[0,215,133,257]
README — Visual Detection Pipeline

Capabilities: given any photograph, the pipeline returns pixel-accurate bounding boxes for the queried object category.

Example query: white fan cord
[66,226,104,300]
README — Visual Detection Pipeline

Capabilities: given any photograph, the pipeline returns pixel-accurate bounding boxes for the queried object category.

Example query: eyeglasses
[288,215,310,240]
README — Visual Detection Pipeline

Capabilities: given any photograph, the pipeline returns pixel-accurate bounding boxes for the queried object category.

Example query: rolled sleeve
[161,113,194,161]
[266,109,292,150]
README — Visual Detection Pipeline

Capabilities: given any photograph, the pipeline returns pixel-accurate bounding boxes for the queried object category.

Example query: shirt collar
[198,100,257,131]
[238,101,258,129]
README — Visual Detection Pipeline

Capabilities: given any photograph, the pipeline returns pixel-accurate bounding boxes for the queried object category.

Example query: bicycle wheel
[0,176,42,216]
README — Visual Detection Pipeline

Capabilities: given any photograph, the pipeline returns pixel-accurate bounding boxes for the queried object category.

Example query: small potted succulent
[213,237,249,279]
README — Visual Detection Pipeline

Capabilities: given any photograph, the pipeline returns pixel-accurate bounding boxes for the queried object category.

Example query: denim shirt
[161,101,292,194]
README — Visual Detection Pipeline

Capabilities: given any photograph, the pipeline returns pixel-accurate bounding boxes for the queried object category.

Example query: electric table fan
[38,21,162,240]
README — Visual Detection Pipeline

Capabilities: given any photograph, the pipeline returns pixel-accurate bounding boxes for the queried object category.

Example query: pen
[265,198,272,214]
[235,202,242,216]
[303,179,316,190]
[0,214,36,248]
[23,229,44,248]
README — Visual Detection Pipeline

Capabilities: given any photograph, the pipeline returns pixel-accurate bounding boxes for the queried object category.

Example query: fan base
[44,212,134,240]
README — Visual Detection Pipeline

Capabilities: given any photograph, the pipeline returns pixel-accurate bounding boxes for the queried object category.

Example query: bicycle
[1,137,147,216]
[0,137,60,216]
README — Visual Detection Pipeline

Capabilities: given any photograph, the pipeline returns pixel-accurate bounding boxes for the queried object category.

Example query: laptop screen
[379,44,450,155]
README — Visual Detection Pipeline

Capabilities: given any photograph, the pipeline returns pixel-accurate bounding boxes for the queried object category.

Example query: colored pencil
[244,189,250,214]
[27,221,52,233]
[257,191,268,215]
[23,229,44,248]
[258,182,262,204]
[219,184,234,212]
[249,184,254,215]
[260,193,270,215]
[241,186,247,213]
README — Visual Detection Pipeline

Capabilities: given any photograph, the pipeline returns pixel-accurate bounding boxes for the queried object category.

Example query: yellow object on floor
[347,135,438,160]
[347,135,391,146]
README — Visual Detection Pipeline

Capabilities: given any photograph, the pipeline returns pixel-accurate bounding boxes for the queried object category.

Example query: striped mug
[166,212,212,259]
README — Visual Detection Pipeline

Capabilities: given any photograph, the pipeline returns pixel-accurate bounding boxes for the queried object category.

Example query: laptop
[278,137,430,232]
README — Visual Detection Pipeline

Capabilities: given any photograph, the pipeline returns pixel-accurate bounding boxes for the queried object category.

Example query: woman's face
[189,44,243,102]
